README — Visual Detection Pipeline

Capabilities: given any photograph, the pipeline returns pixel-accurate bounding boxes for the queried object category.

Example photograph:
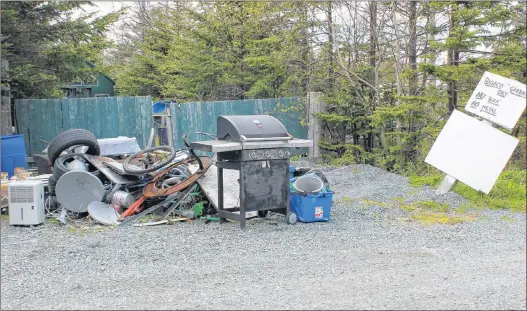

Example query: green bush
[409,169,526,212]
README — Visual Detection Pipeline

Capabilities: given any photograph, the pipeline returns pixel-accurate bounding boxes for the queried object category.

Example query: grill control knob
[278,150,284,157]
[285,151,290,157]
[264,151,271,158]
[250,152,257,159]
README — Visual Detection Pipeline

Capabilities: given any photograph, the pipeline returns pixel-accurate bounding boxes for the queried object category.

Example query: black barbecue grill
[190,115,311,229]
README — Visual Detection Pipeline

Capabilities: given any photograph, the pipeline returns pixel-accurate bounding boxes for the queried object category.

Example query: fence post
[1,60,11,136]
[307,92,324,159]
[0,86,11,136]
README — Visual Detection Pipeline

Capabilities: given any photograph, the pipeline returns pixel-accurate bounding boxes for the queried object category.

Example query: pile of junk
[5,127,334,228]
[7,128,217,227]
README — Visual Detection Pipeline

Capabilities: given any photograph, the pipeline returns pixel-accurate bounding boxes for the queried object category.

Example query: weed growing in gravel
[409,169,526,212]
[359,198,386,207]
[0,214,8,221]
[500,215,517,222]
[392,199,477,225]
[66,224,115,235]
[47,218,59,225]
[138,214,159,223]
[411,212,470,225]
[334,196,356,206]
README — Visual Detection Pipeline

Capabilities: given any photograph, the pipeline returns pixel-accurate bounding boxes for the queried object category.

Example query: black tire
[48,175,57,195]
[258,210,268,218]
[53,153,103,180]
[123,146,176,175]
[47,129,100,165]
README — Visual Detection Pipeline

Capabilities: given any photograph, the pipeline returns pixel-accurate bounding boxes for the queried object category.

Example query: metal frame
[216,149,290,229]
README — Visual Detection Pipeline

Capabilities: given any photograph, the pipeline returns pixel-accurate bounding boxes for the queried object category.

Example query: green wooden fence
[15,96,152,155]
[170,97,307,149]
[14,96,307,156]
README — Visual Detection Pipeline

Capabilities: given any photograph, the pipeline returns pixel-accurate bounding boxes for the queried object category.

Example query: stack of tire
[47,129,101,196]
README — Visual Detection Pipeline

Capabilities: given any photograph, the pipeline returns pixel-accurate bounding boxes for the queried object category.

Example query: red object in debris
[118,196,145,221]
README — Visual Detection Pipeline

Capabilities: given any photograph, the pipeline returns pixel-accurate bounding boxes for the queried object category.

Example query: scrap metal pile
[44,129,213,226]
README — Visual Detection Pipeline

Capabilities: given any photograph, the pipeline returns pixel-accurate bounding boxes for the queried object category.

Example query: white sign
[464,71,526,130]
[425,110,519,194]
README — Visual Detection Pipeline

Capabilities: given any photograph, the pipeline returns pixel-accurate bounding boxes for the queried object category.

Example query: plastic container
[288,165,296,180]
[293,174,324,194]
[1,134,27,177]
[153,101,170,113]
[290,189,334,222]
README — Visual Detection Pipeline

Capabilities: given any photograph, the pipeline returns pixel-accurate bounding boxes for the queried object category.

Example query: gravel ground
[1,164,525,310]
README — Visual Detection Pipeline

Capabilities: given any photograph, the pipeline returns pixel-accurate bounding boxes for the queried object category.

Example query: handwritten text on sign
[464,71,526,130]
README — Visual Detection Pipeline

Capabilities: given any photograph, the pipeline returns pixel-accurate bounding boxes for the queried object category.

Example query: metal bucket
[111,191,134,208]
[293,175,324,194]
[66,159,88,171]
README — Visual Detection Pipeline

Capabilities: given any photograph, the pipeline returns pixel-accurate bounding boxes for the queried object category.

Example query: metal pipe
[146,128,155,148]
[166,104,174,147]
[240,135,292,142]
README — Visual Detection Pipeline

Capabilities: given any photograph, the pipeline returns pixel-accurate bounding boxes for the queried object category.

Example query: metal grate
[9,186,34,203]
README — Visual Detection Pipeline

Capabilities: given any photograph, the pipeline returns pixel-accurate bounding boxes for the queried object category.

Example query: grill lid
[217,115,289,142]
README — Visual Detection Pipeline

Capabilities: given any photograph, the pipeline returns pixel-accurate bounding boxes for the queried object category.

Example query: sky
[84,1,125,16]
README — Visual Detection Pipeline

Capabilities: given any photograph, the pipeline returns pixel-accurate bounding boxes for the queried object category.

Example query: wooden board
[197,163,257,219]
[425,110,519,194]
[15,96,153,155]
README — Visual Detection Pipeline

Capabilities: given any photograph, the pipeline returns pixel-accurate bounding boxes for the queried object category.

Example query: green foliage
[409,169,527,213]
[1,1,119,99]
[101,1,525,213]
[108,2,311,101]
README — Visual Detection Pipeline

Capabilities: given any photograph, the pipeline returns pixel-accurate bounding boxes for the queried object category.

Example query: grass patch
[394,199,477,225]
[66,224,115,235]
[138,214,160,223]
[409,174,443,187]
[290,155,302,161]
[401,200,448,213]
[47,218,59,225]
[409,169,526,213]
[411,212,470,225]
[359,198,386,207]
[0,214,8,221]
[500,215,517,222]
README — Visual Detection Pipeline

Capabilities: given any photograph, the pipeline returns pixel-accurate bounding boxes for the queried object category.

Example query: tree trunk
[391,3,403,141]
[408,1,418,95]
[368,2,378,150]
[447,3,459,113]
[300,3,311,94]
[422,4,436,89]
[326,2,335,89]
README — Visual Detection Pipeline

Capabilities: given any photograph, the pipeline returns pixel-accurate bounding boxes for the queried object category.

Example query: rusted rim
[143,156,212,197]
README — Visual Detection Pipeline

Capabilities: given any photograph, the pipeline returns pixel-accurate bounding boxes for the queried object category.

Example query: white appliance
[8,180,45,225]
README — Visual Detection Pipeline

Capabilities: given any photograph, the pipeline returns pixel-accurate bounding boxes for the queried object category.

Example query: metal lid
[217,115,289,141]
[56,171,105,213]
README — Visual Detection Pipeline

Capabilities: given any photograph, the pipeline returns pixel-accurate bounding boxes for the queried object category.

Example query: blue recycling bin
[289,174,334,223]
[1,134,27,177]
[290,189,334,222]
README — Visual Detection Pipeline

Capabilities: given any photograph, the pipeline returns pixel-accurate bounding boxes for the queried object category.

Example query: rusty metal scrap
[143,156,212,197]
